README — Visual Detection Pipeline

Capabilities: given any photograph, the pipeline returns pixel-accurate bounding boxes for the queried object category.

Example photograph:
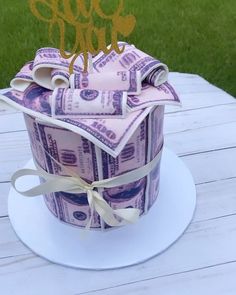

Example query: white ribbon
[11,146,163,228]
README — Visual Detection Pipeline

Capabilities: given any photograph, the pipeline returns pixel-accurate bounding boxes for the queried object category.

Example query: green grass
[0,0,235,96]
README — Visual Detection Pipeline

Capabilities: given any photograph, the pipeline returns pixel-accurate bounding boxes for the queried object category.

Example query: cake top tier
[0,43,181,157]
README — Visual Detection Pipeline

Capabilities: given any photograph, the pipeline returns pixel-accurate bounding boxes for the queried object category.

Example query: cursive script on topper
[29,0,136,73]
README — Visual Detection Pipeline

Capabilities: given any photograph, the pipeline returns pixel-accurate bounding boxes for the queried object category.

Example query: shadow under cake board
[8,147,196,270]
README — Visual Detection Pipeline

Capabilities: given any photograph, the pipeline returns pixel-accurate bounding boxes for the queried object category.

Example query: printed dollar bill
[55,191,102,228]
[35,121,99,181]
[127,82,181,112]
[33,119,102,228]
[70,70,142,95]
[101,119,149,228]
[60,107,153,157]
[93,43,169,86]
[1,84,52,115]
[150,106,165,160]
[51,88,127,119]
[146,106,165,210]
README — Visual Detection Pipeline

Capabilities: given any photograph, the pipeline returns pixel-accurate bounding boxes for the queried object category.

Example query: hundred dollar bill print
[51,88,127,119]
[127,82,181,112]
[27,118,102,228]
[93,43,169,87]
[101,119,148,228]
[70,70,142,95]
[147,106,165,210]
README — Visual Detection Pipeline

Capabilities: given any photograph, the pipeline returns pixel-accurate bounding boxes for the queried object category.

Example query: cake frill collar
[0,43,181,157]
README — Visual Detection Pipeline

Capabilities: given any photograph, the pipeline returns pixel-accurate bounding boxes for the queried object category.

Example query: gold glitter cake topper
[29,0,136,73]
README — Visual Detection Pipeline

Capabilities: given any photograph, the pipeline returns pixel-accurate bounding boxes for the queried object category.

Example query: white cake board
[8,148,196,270]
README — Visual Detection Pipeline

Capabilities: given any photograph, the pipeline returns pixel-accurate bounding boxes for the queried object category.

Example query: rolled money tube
[145,67,168,87]
[10,61,34,92]
[93,43,169,87]
[23,105,164,230]
[50,88,127,119]
[32,48,83,90]
[70,71,142,95]
[51,69,70,89]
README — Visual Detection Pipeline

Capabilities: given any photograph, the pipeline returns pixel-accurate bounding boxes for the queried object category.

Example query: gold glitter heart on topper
[114,15,136,36]
[29,0,136,73]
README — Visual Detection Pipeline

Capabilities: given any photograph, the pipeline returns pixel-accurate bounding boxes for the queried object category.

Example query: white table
[0,73,236,295]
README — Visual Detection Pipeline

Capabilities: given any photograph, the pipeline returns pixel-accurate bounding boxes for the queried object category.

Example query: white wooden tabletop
[0,73,236,295]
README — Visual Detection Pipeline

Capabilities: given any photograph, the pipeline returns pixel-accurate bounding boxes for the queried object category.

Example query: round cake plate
[8,147,196,270]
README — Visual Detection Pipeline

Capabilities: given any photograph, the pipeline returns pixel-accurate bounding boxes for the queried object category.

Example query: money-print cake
[0,43,181,230]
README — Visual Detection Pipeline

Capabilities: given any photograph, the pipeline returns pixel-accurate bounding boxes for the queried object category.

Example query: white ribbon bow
[11,147,163,228]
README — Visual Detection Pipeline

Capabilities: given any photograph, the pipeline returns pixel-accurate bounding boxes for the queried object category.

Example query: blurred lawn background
[0,0,235,96]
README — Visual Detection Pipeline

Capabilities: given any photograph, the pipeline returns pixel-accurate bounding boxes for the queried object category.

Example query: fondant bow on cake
[1,43,181,157]
[11,43,169,92]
